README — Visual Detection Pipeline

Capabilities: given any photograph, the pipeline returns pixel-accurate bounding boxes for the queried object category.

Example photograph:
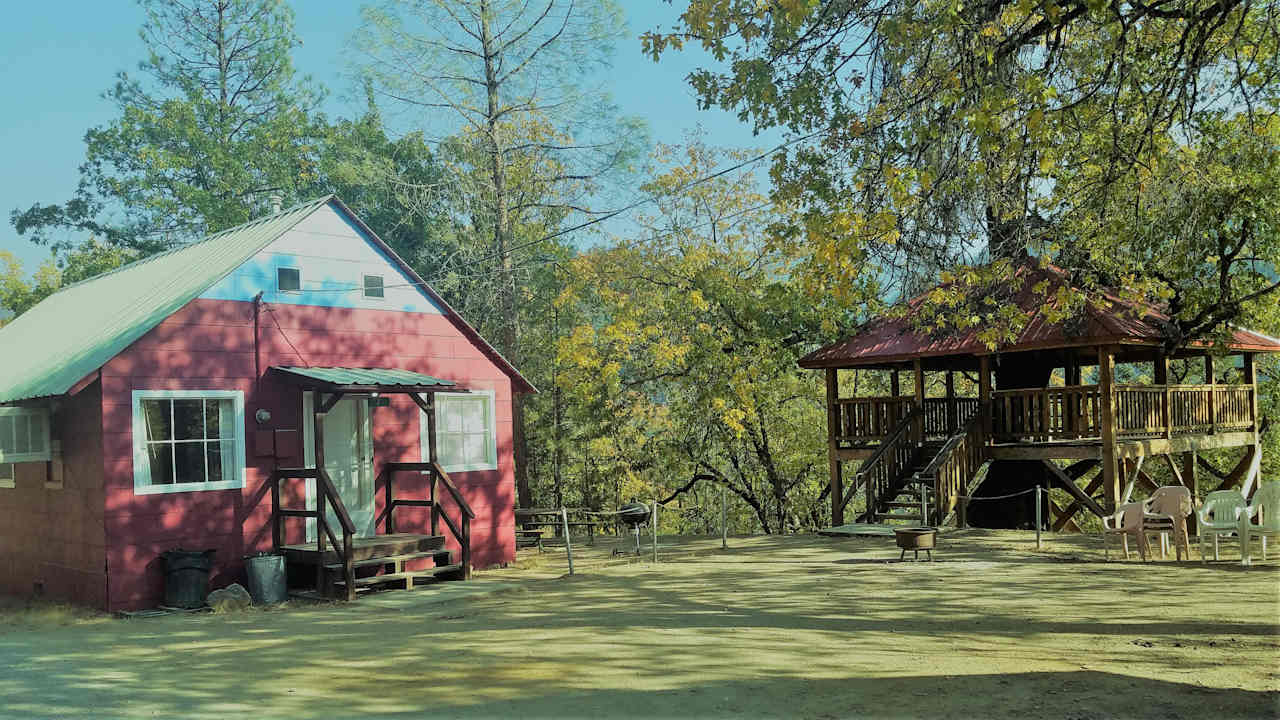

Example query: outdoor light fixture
[255,408,272,425]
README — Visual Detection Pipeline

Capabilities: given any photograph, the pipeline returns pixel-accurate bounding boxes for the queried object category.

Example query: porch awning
[270,366,466,394]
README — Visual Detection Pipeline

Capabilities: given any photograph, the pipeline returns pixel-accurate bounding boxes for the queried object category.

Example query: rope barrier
[957,488,1040,502]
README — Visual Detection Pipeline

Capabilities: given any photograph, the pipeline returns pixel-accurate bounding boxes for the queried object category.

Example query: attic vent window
[363,274,385,299]
[277,267,301,292]
[0,407,51,464]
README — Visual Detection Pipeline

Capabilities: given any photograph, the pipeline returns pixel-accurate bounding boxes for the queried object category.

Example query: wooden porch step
[332,564,464,589]
[874,512,924,522]
[281,533,445,565]
[322,549,452,572]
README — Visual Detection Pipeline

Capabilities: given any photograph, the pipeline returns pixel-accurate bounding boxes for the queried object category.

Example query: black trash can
[161,549,216,609]
[243,552,288,605]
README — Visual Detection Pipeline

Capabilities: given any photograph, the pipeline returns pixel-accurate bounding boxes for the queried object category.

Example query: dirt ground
[0,529,1277,719]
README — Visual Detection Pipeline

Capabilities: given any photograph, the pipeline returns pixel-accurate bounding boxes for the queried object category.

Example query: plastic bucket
[244,553,288,605]
[161,549,216,609]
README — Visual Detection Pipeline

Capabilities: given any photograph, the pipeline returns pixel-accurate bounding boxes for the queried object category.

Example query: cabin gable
[200,202,445,315]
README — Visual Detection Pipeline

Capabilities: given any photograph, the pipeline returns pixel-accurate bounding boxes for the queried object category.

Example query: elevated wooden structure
[800,261,1280,530]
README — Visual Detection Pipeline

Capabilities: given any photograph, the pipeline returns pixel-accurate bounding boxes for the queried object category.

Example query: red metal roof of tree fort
[799,260,1280,369]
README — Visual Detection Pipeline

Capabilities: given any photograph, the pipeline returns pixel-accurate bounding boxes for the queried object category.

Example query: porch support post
[1243,352,1258,436]
[1155,351,1171,438]
[1098,346,1119,511]
[410,392,443,537]
[312,390,328,595]
[945,370,956,433]
[890,370,900,397]
[979,355,992,440]
[913,358,925,444]
[1205,354,1216,434]
[826,368,843,527]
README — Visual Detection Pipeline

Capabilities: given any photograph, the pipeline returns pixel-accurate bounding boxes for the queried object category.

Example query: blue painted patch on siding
[200,203,444,314]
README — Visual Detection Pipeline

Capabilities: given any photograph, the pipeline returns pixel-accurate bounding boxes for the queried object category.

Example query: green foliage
[556,142,839,532]
[11,0,323,254]
[645,0,1280,347]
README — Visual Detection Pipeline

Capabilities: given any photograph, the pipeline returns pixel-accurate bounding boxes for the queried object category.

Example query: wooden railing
[843,407,924,521]
[990,383,1255,442]
[377,461,474,578]
[991,386,1102,442]
[918,411,988,525]
[831,396,915,446]
[832,396,979,445]
[270,467,356,599]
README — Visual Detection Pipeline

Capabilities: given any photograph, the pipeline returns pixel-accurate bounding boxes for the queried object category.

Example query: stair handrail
[269,466,356,598]
[376,461,473,578]
[844,406,925,519]
[916,410,988,526]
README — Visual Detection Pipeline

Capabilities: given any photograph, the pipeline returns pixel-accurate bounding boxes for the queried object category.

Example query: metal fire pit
[894,526,937,561]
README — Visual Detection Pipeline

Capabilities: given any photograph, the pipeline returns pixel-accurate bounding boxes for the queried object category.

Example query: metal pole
[561,507,574,576]
[1035,486,1042,550]
[651,499,658,563]
[720,484,727,550]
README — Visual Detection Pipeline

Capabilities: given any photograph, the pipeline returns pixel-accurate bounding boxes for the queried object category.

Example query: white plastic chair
[1196,490,1246,563]
[1240,483,1280,567]
[1143,486,1192,561]
[1103,502,1150,561]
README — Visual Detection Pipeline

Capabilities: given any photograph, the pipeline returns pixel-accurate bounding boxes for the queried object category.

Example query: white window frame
[0,463,14,489]
[421,390,498,473]
[0,406,52,464]
[276,266,302,293]
[131,390,246,495]
[362,274,385,299]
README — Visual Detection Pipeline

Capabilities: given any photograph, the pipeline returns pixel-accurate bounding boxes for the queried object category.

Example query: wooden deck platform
[281,533,444,566]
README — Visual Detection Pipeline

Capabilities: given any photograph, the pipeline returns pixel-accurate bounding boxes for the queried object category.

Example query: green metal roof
[272,366,458,390]
[0,197,334,404]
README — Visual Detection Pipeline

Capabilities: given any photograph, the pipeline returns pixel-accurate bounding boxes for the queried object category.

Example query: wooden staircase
[860,440,945,524]
[270,461,473,601]
[842,403,988,527]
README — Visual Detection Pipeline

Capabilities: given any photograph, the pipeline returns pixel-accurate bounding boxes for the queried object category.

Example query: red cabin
[0,196,534,611]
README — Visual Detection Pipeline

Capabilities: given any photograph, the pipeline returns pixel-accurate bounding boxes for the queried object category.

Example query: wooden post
[1155,351,1171,439]
[913,358,925,444]
[1205,354,1216,434]
[945,371,956,433]
[424,393,441,537]
[312,391,327,595]
[561,507,575,576]
[1243,352,1258,435]
[1098,347,1119,511]
[826,368,843,527]
[979,356,992,439]
[721,484,728,550]
[891,370,900,397]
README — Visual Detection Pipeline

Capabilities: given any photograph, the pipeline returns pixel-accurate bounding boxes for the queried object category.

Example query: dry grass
[0,530,1276,719]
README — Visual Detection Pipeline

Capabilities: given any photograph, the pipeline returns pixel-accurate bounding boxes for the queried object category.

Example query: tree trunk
[479,0,531,509]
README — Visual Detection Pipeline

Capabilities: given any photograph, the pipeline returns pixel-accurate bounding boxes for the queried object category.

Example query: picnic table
[515,508,602,547]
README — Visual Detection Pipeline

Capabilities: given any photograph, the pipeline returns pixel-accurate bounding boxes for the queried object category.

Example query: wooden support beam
[826,368,843,527]
[1243,352,1258,437]
[1041,460,1107,518]
[1062,458,1100,480]
[979,355,992,439]
[1182,452,1198,497]
[1218,445,1259,493]
[1098,346,1119,510]
[1054,469,1107,531]
[1205,354,1216,433]
[913,357,925,445]
[891,370,900,397]
[1155,352,1171,439]
[1048,498,1083,533]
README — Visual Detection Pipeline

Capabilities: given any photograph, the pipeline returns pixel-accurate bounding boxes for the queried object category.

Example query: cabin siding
[99,296,516,612]
[0,383,107,608]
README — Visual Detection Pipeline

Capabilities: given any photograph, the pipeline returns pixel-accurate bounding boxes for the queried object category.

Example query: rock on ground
[206,583,252,612]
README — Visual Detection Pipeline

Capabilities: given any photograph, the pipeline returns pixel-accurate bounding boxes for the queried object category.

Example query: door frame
[301,391,375,540]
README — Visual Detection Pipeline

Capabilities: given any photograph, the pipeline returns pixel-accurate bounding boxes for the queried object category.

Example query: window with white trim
[423,391,497,472]
[0,406,51,463]
[132,391,245,494]
[0,463,14,489]
[277,266,301,292]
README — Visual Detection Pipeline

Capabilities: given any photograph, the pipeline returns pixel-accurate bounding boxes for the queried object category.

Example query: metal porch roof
[271,366,461,392]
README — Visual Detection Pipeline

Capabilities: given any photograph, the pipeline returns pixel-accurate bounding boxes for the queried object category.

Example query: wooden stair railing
[916,409,988,526]
[377,461,475,579]
[270,467,357,599]
[844,406,925,522]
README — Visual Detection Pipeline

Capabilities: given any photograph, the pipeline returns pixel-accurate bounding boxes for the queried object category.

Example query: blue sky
[0,2,780,273]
